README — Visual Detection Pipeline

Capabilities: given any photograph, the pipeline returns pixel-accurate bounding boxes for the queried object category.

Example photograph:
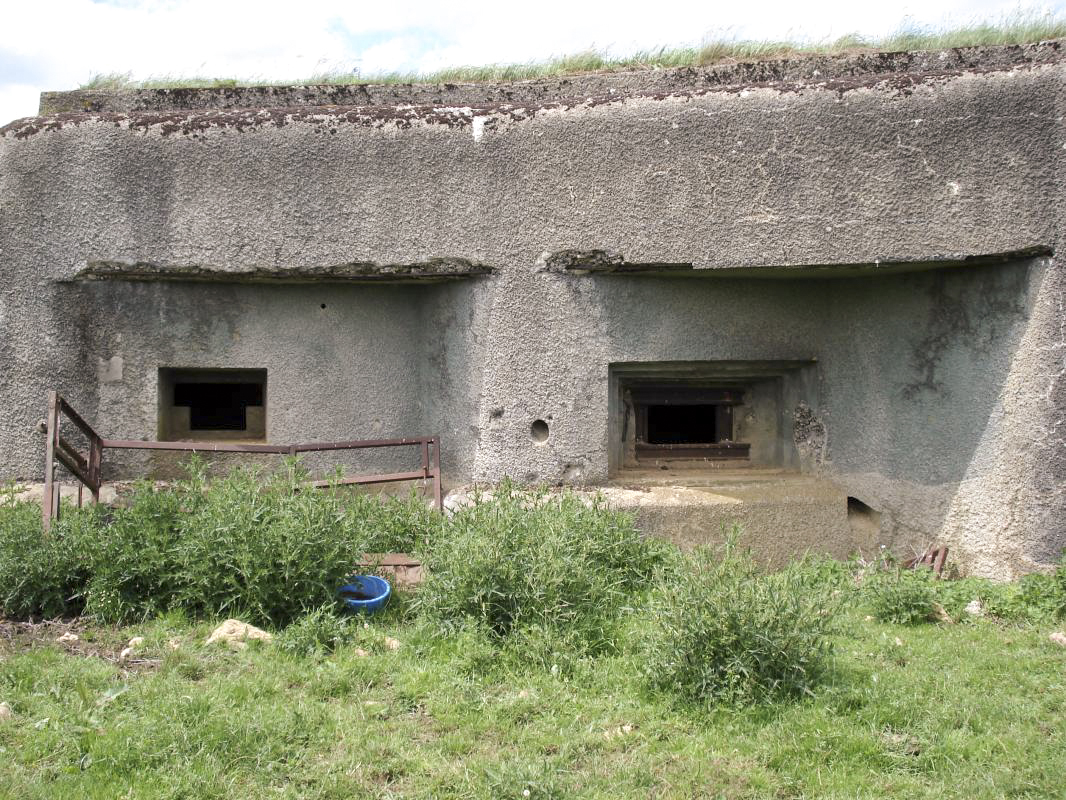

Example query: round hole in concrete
[530,419,550,444]
[320,303,327,309]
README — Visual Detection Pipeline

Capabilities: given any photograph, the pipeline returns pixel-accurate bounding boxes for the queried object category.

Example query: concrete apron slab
[598,469,872,569]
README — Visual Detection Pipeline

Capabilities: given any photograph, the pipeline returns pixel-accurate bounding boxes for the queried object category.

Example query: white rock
[384,636,401,651]
[118,647,134,662]
[442,486,494,516]
[964,599,985,617]
[205,619,273,648]
[127,636,144,649]
[0,702,12,720]
[1049,631,1066,648]
[56,632,79,644]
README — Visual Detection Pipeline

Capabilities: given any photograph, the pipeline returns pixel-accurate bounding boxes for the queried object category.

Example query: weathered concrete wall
[62,280,433,478]
[2,44,1064,577]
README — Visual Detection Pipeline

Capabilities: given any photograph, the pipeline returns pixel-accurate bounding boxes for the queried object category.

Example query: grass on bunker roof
[80,11,1066,92]
[1,603,1064,798]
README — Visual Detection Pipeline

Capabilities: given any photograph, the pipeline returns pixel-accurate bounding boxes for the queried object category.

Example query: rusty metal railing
[42,390,443,530]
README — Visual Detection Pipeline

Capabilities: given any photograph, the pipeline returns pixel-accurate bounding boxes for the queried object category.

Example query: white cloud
[0,0,1060,125]
[0,83,41,121]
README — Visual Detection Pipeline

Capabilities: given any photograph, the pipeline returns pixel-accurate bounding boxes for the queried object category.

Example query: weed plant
[1055,556,1066,617]
[275,605,358,656]
[167,462,374,626]
[643,532,839,705]
[864,559,1066,625]
[84,479,186,623]
[414,480,665,669]
[865,567,939,624]
[0,484,102,619]
[930,570,1063,623]
[0,460,435,628]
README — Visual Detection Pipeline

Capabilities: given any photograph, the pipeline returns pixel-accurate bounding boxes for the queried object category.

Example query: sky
[0,0,1061,125]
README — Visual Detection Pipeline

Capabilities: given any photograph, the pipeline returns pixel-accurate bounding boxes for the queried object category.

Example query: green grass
[79,12,1066,91]
[2,472,1063,797]
[1,604,1063,798]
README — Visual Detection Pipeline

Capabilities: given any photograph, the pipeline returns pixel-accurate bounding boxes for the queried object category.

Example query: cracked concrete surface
[1,43,1064,578]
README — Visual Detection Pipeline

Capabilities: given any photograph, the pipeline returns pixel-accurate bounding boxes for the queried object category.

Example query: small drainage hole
[531,419,549,443]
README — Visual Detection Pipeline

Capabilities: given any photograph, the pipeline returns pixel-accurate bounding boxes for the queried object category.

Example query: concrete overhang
[550,245,1053,278]
[66,258,495,285]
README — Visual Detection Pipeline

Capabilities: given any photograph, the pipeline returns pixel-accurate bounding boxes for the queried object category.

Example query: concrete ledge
[69,258,495,284]
[549,246,1053,277]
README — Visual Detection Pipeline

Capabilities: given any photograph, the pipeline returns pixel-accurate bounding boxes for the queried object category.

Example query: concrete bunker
[2,42,1065,577]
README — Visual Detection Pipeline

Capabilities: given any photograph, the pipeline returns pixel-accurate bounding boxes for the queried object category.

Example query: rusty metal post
[42,391,58,532]
[432,436,443,512]
[89,435,102,503]
[932,546,949,577]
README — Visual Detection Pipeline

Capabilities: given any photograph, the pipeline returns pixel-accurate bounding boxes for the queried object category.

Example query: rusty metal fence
[42,390,443,530]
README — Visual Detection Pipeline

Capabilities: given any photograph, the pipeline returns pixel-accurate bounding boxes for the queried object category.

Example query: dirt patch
[0,617,160,670]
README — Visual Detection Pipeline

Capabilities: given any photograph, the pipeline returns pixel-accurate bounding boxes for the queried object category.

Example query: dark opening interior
[629,384,749,461]
[847,496,875,516]
[173,382,263,431]
[646,404,718,444]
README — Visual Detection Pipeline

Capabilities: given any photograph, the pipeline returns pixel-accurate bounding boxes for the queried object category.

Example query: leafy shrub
[9,459,437,627]
[935,572,1063,623]
[866,568,939,625]
[1012,559,1066,621]
[870,562,1066,626]
[1055,555,1066,618]
[148,461,432,626]
[987,573,1063,621]
[0,491,98,619]
[789,553,858,594]
[414,481,664,667]
[84,480,185,623]
[275,605,357,656]
[167,463,368,626]
[644,534,838,705]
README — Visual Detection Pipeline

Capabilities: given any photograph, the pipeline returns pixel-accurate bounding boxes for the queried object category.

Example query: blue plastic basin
[338,575,391,613]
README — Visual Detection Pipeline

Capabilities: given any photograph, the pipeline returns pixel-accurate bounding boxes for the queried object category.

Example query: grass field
[1,600,1063,799]
[1,475,1063,798]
